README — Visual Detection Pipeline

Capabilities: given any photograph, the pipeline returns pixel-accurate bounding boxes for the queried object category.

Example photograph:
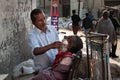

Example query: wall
[70,0,78,15]
[82,0,104,19]
[0,0,36,79]
[105,1,120,6]
[36,0,51,17]
[94,0,104,18]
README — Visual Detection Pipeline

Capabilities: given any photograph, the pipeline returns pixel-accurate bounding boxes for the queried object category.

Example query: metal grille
[87,32,110,80]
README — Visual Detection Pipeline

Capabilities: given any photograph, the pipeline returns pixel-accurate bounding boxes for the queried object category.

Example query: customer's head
[60,35,83,53]
[30,8,46,29]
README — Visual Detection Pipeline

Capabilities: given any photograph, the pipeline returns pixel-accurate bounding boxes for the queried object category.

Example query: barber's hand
[51,41,62,49]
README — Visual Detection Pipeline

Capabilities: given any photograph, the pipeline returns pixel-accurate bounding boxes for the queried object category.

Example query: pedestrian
[96,10,117,58]
[109,10,120,58]
[71,10,81,35]
[82,13,93,35]
[28,8,62,72]
[88,11,94,20]
[32,35,83,80]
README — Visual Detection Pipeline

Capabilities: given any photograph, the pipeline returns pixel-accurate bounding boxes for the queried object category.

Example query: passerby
[71,10,81,35]
[28,8,62,71]
[88,11,94,20]
[82,13,93,35]
[96,11,117,58]
[109,10,120,58]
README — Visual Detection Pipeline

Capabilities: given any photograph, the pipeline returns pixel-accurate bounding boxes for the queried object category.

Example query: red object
[52,52,73,68]
[51,0,59,16]
[51,0,59,29]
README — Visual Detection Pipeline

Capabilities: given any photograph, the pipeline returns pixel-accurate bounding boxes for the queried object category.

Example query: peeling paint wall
[0,0,35,75]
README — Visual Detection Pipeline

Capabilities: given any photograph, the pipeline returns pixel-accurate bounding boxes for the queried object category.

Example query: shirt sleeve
[49,25,59,41]
[28,32,40,53]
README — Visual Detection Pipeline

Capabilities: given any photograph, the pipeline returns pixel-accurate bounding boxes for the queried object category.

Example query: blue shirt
[28,25,59,63]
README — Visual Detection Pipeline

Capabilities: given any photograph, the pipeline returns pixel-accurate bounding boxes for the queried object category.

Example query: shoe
[112,55,119,58]
[33,70,39,75]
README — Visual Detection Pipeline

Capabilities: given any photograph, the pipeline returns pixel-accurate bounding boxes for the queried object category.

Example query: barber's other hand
[51,41,62,49]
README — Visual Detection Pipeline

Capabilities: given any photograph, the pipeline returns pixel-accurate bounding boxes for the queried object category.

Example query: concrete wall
[0,0,36,79]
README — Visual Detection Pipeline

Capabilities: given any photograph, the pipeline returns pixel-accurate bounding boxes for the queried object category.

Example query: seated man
[32,35,83,80]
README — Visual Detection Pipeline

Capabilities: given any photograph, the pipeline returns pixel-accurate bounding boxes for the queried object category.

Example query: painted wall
[0,0,36,79]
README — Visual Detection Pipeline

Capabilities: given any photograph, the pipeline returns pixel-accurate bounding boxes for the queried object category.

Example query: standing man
[82,13,93,35]
[96,11,117,58]
[28,8,62,71]
[71,10,81,35]
[109,10,120,58]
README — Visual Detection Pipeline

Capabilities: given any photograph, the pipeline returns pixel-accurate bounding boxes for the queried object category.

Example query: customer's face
[33,13,46,29]
[59,36,74,52]
[64,36,75,50]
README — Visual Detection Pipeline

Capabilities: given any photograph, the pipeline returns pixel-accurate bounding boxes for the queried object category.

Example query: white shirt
[28,25,59,70]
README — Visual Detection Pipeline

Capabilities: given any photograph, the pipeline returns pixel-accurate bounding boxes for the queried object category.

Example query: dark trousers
[111,32,117,57]
[111,43,117,56]
[72,25,80,35]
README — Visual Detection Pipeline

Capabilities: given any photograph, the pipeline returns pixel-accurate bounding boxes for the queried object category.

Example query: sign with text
[51,16,58,27]
[51,0,59,29]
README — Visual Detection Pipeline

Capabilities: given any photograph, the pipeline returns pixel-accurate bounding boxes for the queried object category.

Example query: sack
[13,59,35,77]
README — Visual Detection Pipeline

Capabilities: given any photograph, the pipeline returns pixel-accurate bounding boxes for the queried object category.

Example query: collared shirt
[28,25,59,68]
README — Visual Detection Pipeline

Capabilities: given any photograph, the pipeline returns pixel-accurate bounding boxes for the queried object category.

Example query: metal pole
[44,0,45,10]
[86,37,90,79]
[101,37,105,80]
[78,0,80,15]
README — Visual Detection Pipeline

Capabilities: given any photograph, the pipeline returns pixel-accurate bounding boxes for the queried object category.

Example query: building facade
[36,0,120,19]
[105,0,120,6]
